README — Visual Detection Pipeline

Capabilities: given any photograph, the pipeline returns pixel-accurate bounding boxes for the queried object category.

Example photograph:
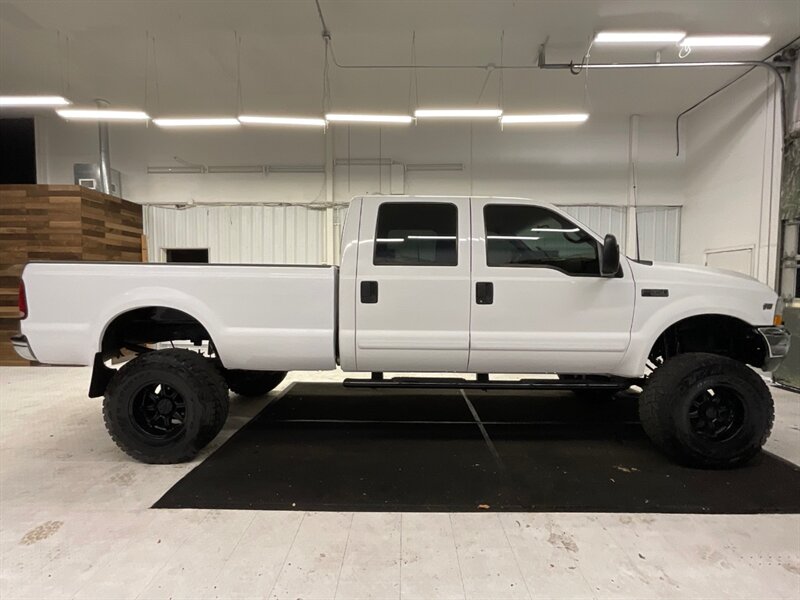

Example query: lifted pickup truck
[13,195,790,468]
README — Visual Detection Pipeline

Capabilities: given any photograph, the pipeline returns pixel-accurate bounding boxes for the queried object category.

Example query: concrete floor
[1,366,799,600]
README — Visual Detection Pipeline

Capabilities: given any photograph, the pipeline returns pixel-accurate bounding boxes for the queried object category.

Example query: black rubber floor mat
[153,382,800,513]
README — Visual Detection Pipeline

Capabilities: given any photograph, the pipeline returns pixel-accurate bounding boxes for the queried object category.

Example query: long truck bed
[19,262,338,371]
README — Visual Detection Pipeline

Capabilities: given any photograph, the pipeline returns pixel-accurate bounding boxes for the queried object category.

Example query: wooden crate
[0,185,143,365]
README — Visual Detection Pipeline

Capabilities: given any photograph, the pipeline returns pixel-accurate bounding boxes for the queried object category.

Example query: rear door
[355,197,471,372]
[468,198,635,374]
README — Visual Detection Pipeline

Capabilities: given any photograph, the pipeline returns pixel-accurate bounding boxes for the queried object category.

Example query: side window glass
[374,202,458,266]
[484,204,600,276]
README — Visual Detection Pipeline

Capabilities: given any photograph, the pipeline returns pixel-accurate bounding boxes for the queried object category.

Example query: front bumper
[10,334,36,362]
[757,326,791,371]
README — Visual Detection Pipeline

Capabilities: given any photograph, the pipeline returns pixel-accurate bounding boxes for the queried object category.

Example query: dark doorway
[0,118,37,184]
[165,248,209,263]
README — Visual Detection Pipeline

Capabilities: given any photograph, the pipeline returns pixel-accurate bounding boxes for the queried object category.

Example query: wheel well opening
[101,307,212,358]
[648,314,766,368]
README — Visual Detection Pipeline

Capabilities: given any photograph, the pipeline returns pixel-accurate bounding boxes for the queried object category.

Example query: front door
[468,198,635,374]
[355,197,471,372]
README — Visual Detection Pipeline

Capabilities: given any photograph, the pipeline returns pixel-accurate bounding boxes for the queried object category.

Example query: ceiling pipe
[313,0,533,71]
[537,43,790,156]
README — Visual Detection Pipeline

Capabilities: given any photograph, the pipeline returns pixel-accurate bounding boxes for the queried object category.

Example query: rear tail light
[18,280,28,320]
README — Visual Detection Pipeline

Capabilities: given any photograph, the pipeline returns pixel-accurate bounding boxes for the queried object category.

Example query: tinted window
[374,202,458,266]
[484,204,599,275]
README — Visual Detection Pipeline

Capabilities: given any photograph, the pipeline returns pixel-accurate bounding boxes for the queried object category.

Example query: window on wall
[0,118,36,184]
[165,248,209,263]
[484,204,600,276]
[374,202,458,266]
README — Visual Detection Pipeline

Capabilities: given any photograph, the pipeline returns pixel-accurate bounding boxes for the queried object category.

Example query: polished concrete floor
[1,366,798,600]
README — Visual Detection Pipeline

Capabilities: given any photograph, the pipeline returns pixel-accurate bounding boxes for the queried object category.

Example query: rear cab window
[374,202,458,266]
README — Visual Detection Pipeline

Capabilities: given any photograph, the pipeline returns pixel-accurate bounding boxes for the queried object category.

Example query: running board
[342,376,632,391]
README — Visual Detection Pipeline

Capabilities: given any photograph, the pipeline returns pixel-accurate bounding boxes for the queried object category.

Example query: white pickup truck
[13,195,790,468]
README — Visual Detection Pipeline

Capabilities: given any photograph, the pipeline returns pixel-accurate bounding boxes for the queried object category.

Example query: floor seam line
[448,513,469,600]
[332,512,355,600]
[265,510,306,600]
[497,514,535,600]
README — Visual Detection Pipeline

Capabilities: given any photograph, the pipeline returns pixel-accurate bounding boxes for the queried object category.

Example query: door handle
[361,280,379,304]
[476,282,493,304]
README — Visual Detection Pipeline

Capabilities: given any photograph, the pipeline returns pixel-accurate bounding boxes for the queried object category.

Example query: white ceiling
[0,0,798,118]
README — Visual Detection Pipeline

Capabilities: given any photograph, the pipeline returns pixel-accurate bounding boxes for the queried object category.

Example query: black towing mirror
[600,234,620,277]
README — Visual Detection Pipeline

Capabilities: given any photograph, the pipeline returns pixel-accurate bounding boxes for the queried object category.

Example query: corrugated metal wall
[636,206,681,262]
[144,205,328,264]
[560,204,681,263]
[560,205,628,247]
[144,202,681,265]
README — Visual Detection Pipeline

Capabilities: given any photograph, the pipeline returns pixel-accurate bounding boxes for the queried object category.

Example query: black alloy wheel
[130,382,187,439]
[688,386,745,442]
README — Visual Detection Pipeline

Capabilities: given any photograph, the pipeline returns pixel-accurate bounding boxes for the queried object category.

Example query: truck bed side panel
[20,262,337,371]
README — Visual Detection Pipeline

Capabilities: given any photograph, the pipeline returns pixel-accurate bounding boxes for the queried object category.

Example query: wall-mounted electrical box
[73,163,122,197]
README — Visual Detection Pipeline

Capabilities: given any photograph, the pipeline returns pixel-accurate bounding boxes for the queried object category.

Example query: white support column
[325,126,335,265]
[626,114,641,259]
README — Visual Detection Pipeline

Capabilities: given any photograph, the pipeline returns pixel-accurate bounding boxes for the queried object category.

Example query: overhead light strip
[239,115,326,127]
[681,35,771,48]
[325,113,414,124]
[501,114,589,124]
[153,117,240,127]
[57,109,150,121]
[414,108,502,119]
[594,31,686,44]
[1,95,71,107]
[594,30,771,49]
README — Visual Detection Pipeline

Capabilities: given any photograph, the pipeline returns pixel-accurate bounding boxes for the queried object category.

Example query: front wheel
[224,369,287,397]
[638,352,774,468]
[103,349,229,464]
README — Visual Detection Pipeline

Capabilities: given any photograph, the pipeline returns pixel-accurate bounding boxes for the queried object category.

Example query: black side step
[342,376,632,391]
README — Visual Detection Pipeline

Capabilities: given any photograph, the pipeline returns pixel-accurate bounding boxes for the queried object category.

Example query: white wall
[681,68,783,286]
[35,113,685,208]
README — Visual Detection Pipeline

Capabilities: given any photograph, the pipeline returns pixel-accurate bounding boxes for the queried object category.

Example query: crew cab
[12,195,790,467]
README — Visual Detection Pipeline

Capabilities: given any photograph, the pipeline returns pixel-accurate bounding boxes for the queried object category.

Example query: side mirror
[600,234,620,277]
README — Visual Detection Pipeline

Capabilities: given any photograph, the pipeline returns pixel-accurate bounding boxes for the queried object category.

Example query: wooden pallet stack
[0,185,143,365]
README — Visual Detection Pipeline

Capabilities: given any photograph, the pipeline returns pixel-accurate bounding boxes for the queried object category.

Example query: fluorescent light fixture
[501,113,589,125]
[407,235,457,240]
[239,115,326,127]
[325,113,414,124]
[153,117,240,127]
[594,31,686,44]
[681,35,770,48]
[531,227,580,233]
[376,238,405,243]
[0,95,70,107]
[414,108,502,119]
[57,108,150,121]
[488,235,541,241]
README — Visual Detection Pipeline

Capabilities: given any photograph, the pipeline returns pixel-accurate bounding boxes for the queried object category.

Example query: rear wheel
[103,349,229,464]
[224,369,287,397]
[639,352,773,468]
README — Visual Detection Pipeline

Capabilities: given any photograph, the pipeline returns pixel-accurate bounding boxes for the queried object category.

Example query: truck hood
[632,260,763,285]
[627,258,778,326]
